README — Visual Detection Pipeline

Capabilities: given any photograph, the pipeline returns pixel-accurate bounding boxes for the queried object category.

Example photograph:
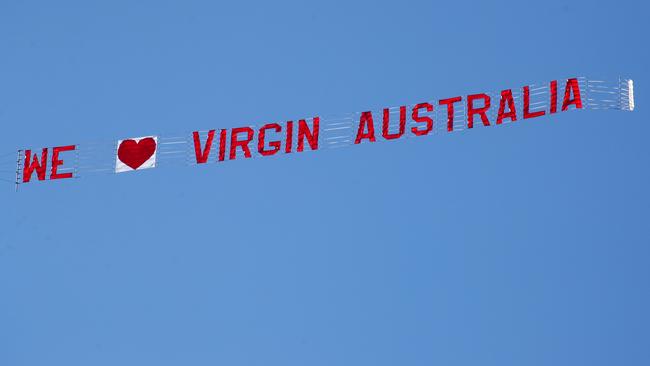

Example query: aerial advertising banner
[3,76,635,189]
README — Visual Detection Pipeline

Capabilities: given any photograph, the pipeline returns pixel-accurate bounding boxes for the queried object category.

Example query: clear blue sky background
[1,1,648,365]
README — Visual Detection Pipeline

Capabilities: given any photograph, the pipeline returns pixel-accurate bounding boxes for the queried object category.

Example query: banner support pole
[15,149,21,192]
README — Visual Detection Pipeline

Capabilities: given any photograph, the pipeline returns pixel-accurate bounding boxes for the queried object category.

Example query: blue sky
[1,1,649,365]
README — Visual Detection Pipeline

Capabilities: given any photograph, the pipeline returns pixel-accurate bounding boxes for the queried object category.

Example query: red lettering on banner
[229,127,254,160]
[50,145,75,180]
[258,123,282,156]
[355,111,376,144]
[285,121,294,153]
[411,103,433,136]
[562,78,583,111]
[382,107,406,140]
[193,130,215,164]
[23,148,48,183]
[439,96,462,132]
[550,80,558,114]
[218,129,227,162]
[467,93,491,128]
[496,89,517,124]
[523,85,545,119]
[297,117,320,152]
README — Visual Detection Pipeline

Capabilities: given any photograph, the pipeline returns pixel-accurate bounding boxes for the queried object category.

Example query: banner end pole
[628,79,635,111]
[15,149,21,192]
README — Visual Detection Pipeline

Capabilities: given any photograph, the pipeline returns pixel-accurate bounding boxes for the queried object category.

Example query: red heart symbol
[118,138,157,170]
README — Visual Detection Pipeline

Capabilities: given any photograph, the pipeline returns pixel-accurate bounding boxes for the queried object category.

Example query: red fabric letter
[218,129,227,162]
[258,123,282,156]
[439,96,462,132]
[229,127,254,160]
[523,85,545,119]
[354,111,376,144]
[496,89,517,124]
[193,130,215,164]
[562,78,583,111]
[50,145,75,180]
[467,93,491,128]
[285,121,294,153]
[550,80,558,114]
[382,107,406,140]
[411,103,433,136]
[297,117,320,152]
[23,148,48,183]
